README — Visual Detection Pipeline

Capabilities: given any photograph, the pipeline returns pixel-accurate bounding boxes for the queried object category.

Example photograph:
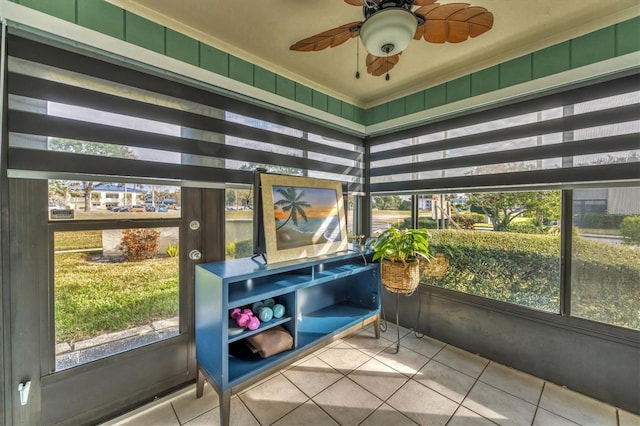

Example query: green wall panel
[425,84,447,110]
[405,91,425,115]
[471,66,499,96]
[328,97,342,117]
[229,56,254,85]
[370,104,388,124]
[125,12,164,54]
[532,41,571,79]
[447,75,471,103]
[254,66,276,93]
[276,76,295,100]
[77,0,124,39]
[16,0,75,22]
[354,107,365,125]
[616,17,640,56]
[312,91,328,111]
[200,44,229,77]
[500,55,532,88]
[166,29,199,66]
[342,102,356,121]
[295,83,313,106]
[388,98,405,120]
[571,27,615,69]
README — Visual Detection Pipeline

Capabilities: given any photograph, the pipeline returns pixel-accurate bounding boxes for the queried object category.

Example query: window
[571,186,640,330]
[225,188,254,260]
[50,180,181,370]
[371,195,411,234]
[419,190,562,313]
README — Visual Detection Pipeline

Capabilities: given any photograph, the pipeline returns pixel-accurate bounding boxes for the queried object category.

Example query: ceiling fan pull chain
[355,40,361,79]
[386,50,390,81]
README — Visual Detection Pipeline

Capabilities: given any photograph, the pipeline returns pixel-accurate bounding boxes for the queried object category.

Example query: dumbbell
[230,308,260,330]
[272,304,285,319]
[258,306,273,322]
[263,298,275,308]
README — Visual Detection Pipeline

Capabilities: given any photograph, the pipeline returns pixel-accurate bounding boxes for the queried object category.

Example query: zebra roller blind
[6,33,365,192]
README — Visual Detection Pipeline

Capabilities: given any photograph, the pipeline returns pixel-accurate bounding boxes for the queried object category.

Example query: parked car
[116,206,131,212]
[130,205,146,212]
[144,205,156,212]
[157,205,168,212]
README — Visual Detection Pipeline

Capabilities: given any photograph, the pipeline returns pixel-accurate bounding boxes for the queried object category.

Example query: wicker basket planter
[380,258,420,295]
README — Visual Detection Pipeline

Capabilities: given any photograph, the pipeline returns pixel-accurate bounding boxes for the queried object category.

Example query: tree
[273,187,311,230]
[469,191,560,231]
[48,138,136,211]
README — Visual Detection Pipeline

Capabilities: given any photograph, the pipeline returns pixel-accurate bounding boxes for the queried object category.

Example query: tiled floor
[103,324,639,426]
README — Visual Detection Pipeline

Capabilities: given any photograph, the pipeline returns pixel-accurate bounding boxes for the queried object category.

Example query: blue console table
[195,249,381,425]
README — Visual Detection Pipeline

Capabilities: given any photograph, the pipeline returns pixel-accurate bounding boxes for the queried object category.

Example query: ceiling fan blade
[344,0,363,5]
[413,0,438,5]
[414,4,440,40]
[366,53,401,77]
[418,3,493,43]
[290,22,361,52]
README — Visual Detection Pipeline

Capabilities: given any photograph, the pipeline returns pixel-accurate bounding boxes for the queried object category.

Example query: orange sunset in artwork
[272,186,342,251]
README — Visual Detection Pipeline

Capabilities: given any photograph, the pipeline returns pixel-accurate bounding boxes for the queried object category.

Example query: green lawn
[55,252,179,342]
[55,230,102,251]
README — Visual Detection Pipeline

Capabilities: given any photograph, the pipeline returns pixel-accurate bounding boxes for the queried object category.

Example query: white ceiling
[109,0,639,108]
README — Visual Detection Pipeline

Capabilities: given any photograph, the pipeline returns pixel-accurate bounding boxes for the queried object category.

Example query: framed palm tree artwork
[260,174,348,263]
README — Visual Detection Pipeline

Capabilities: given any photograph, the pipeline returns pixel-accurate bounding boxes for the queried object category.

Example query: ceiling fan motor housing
[363,0,415,19]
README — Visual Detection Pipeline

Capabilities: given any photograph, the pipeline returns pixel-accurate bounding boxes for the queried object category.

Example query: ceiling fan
[290,0,493,78]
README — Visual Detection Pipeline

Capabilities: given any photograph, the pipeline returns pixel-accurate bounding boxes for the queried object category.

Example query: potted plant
[369,227,430,294]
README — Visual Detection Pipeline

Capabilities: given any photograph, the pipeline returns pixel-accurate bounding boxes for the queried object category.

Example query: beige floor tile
[479,362,544,405]
[348,358,409,400]
[239,374,308,425]
[386,379,458,426]
[539,383,617,426]
[378,321,412,341]
[399,333,447,358]
[433,346,489,378]
[316,345,372,374]
[413,359,477,403]
[313,377,383,425]
[619,409,640,426]
[462,381,536,426]
[184,396,259,426]
[170,383,219,424]
[282,355,343,397]
[447,406,498,426]
[271,400,339,426]
[344,332,393,356]
[108,401,179,426]
[532,408,580,426]
[374,345,429,376]
[359,403,418,426]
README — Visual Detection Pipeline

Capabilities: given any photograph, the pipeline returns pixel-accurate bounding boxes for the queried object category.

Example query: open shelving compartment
[195,248,381,426]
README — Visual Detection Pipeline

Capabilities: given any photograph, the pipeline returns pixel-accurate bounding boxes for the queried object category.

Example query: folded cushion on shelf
[245,325,293,358]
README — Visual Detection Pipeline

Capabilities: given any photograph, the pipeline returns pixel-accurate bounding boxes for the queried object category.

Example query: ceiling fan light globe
[359,8,417,57]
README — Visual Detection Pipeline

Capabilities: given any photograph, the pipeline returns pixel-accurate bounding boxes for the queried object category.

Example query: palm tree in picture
[274,187,311,231]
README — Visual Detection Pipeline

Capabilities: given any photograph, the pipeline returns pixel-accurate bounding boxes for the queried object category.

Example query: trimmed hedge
[620,216,640,245]
[422,230,639,329]
[582,213,628,229]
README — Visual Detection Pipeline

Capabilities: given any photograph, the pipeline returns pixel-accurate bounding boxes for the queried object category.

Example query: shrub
[402,217,438,229]
[620,216,640,245]
[421,230,640,329]
[234,239,254,258]
[226,242,236,257]
[582,213,628,229]
[166,242,179,257]
[119,228,160,261]
[452,212,484,230]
